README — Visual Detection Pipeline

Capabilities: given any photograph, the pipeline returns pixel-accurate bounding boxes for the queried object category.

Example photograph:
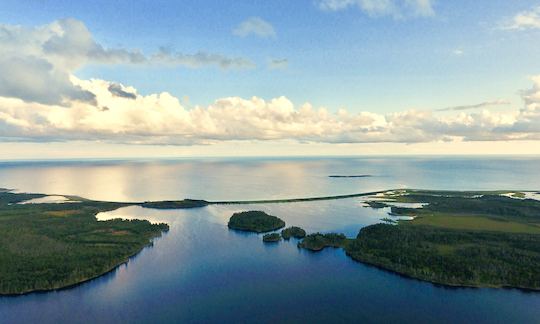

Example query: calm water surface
[1,157,539,323]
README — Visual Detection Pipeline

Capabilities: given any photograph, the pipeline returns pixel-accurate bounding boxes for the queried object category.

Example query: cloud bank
[1,18,540,147]
[1,76,540,145]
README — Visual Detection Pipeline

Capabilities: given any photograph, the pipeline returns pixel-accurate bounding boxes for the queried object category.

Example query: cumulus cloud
[316,0,435,18]
[436,99,510,112]
[0,19,253,105]
[502,6,540,30]
[233,17,276,38]
[1,76,540,145]
[0,55,96,106]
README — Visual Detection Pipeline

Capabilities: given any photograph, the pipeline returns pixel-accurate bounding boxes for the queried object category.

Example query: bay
[1,156,539,323]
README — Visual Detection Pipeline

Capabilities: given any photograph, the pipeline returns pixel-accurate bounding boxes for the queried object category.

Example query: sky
[1,0,540,159]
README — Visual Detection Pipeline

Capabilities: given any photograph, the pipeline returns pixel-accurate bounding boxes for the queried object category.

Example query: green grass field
[409,214,540,234]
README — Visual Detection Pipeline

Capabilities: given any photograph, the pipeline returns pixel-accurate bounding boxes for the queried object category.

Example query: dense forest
[345,223,540,289]
[228,210,285,233]
[0,191,168,295]
[298,233,347,251]
[141,199,208,209]
[281,226,306,240]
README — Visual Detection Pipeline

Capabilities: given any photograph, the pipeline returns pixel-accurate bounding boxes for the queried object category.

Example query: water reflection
[1,157,540,323]
[2,157,540,202]
[98,197,391,237]
[18,195,79,204]
[5,198,539,323]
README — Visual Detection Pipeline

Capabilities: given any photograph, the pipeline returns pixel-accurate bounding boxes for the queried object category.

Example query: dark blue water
[1,157,539,323]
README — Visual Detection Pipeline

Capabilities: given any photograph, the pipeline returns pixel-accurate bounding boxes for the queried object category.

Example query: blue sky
[1,0,538,112]
[1,1,540,157]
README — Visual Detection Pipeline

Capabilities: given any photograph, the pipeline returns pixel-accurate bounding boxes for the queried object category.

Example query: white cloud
[268,58,288,70]
[1,76,540,145]
[233,17,276,38]
[0,19,254,105]
[502,6,540,30]
[0,54,97,106]
[452,49,464,56]
[316,0,435,18]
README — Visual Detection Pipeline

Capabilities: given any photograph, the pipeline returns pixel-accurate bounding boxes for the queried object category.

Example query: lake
[1,156,539,323]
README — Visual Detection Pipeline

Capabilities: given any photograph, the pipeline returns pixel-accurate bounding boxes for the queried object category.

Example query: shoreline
[0,234,166,297]
[8,187,540,209]
[2,188,540,295]
[208,190,386,205]
[343,249,540,292]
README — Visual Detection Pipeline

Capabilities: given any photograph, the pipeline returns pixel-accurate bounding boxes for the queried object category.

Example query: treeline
[141,199,208,209]
[345,224,540,289]
[298,233,347,251]
[228,211,285,233]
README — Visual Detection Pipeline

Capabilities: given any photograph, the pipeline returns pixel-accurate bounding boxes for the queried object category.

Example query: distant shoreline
[328,175,372,178]
[133,190,386,209]
[208,190,385,205]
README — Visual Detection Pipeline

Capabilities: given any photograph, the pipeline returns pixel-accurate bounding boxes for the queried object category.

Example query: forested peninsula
[0,190,168,295]
[299,190,540,290]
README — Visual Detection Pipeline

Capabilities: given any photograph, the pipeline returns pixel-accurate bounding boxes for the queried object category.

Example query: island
[298,233,346,251]
[328,175,372,178]
[364,201,387,209]
[141,199,208,209]
[0,190,168,295]
[262,233,281,243]
[227,210,286,233]
[281,226,306,240]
